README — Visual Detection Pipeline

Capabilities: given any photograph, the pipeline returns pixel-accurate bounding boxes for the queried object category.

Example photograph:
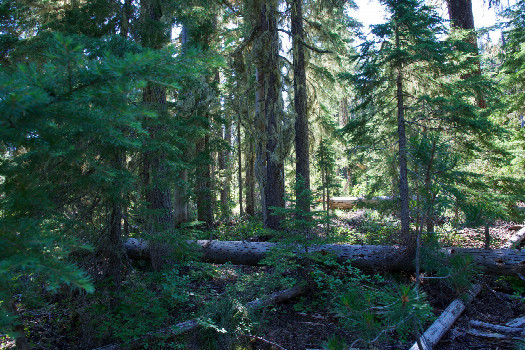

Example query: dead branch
[91,285,306,350]
[408,284,482,350]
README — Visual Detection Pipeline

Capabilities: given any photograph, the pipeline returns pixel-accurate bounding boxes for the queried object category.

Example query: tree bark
[263,0,285,230]
[254,0,285,230]
[292,0,310,215]
[125,239,525,275]
[220,117,232,218]
[245,137,256,216]
[140,1,175,270]
[142,84,174,271]
[196,133,214,227]
[237,107,243,216]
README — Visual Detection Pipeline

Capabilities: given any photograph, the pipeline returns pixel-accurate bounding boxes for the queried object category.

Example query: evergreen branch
[277,29,333,54]
[232,26,260,57]
[279,55,292,67]
[301,41,333,54]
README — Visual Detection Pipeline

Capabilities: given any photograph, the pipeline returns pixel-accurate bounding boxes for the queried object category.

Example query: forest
[1,0,525,349]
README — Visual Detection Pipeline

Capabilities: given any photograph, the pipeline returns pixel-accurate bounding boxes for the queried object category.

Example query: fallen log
[506,227,525,249]
[92,285,305,350]
[506,316,525,328]
[408,284,482,350]
[328,196,393,209]
[125,239,525,275]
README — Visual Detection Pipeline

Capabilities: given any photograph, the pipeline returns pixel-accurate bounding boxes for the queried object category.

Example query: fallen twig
[239,334,288,350]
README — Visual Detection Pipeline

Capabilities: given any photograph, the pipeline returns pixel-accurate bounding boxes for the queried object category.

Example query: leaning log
[125,239,525,275]
[408,284,481,350]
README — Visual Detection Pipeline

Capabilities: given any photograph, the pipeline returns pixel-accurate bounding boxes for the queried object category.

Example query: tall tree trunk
[232,49,249,217]
[424,139,436,237]
[107,154,123,300]
[254,61,267,223]
[254,0,284,229]
[446,0,486,108]
[446,0,475,30]
[261,0,284,230]
[292,0,310,216]
[196,134,214,227]
[220,118,232,218]
[395,28,411,244]
[245,137,256,216]
[140,0,174,270]
[142,92,174,269]
[173,170,188,225]
[237,111,244,216]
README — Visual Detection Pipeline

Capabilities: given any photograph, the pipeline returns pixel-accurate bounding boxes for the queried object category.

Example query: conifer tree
[292,0,311,216]
[347,0,500,244]
[251,0,286,229]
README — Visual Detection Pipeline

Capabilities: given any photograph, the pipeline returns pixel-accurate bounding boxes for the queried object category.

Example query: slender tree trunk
[232,49,248,217]
[424,139,436,237]
[220,118,232,218]
[292,0,310,215]
[107,200,122,308]
[395,29,411,243]
[254,64,267,222]
[484,222,491,249]
[196,134,214,227]
[107,155,123,295]
[237,113,244,216]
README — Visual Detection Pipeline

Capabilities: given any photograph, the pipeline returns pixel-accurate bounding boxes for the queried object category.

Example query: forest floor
[1,210,524,350]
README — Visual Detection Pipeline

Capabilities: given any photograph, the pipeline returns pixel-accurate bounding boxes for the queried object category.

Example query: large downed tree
[125,239,525,275]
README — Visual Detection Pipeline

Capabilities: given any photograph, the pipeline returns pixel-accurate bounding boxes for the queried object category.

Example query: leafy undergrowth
[1,211,524,350]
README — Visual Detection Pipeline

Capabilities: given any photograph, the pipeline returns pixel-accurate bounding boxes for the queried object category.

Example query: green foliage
[0,31,212,334]
[322,335,347,350]
[270,176,329,244]
[86,268,191,344]
[420,245,480,292]
[337,282,433,344]
[344,0,507,235]
[209,216,274,241]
